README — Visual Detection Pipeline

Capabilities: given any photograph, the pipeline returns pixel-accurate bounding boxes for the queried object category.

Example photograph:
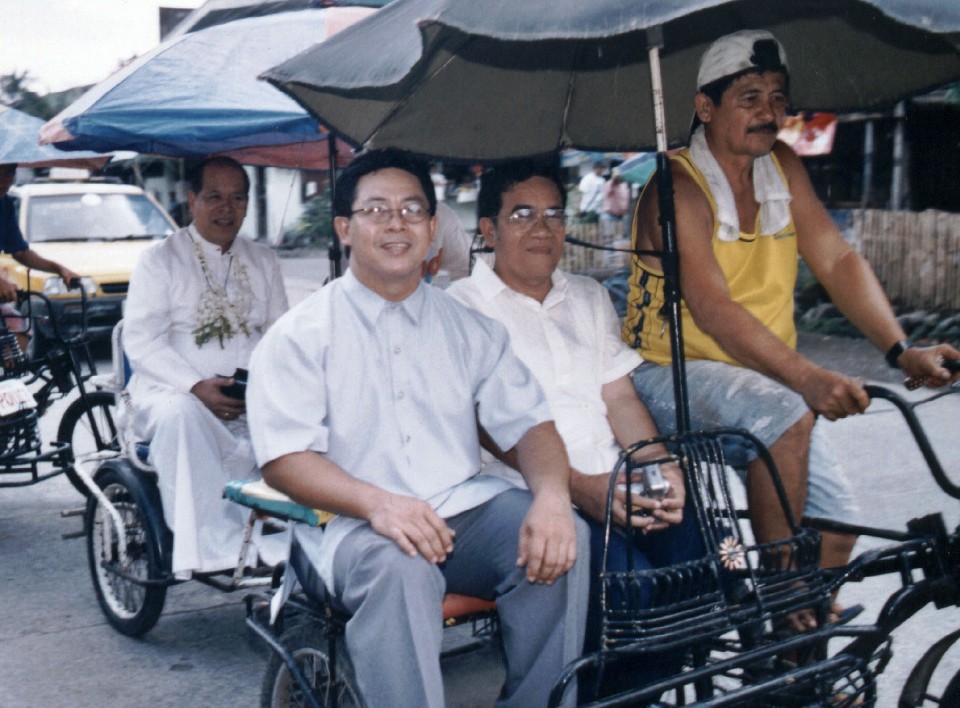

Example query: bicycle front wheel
[261,622,362,708]
[58,390,120,497]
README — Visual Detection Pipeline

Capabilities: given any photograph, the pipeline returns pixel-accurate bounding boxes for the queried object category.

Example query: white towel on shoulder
[688,125,792,242]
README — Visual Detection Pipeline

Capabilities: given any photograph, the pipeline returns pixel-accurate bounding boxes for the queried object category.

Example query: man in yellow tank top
[623,30,959,589]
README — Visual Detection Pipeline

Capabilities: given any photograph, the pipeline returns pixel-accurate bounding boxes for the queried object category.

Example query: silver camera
[625,462,671,500]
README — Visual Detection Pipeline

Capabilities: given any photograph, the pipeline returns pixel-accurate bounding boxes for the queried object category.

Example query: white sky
[1,0,206,95]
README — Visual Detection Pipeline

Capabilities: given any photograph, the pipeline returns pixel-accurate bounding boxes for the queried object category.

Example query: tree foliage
[1,70,89,120]
[286,186,333,249]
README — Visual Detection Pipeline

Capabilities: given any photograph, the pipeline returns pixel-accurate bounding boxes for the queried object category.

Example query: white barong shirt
[124,226,288,575]
[247,269,551,590]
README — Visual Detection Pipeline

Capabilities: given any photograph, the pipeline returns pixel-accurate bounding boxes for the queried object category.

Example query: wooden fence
[559,209,960,311]
[849,209,960,311]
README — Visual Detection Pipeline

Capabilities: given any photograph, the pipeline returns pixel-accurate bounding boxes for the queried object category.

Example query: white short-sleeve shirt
[448,260,641,480]
[247,270,552,588]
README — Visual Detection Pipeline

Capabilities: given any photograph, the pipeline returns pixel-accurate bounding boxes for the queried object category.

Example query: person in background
[247,148,588,708]
[623,30,960,619]
[0,162,81,352]
[124,156,288,578]
[601,167,631,238]
[421,200,472,283]
[429,162,448,203]
[577,160,606,222]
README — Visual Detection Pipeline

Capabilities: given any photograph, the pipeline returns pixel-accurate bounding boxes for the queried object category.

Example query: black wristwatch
[885,339,913,369]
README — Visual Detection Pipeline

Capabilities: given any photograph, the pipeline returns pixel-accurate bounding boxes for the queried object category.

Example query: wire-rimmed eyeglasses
[350,202,430,224]
[506,207,566,232]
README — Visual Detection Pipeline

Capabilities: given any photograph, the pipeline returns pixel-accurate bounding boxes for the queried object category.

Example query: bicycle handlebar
[904,357,960,390]
[865,381,960,500]
[12,286,90,348]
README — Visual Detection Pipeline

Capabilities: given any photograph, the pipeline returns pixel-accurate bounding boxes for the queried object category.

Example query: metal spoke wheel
[85,463,167,637]
[58,390,120,497]
[260,622,362,708]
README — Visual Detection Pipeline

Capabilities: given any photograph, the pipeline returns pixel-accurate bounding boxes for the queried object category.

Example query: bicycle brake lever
[904,358,960,391]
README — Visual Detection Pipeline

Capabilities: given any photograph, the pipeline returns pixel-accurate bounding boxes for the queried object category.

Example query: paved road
[0,259,958,706]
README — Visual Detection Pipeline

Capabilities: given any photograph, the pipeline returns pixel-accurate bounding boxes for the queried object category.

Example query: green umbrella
[262,0,960,160]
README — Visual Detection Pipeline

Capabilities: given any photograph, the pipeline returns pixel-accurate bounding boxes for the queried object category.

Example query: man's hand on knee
[190,376,245,421]
[517,491,577,585]
[367,493,455,564]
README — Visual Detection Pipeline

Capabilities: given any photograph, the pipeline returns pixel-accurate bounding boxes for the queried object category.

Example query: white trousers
[133,390,260,577]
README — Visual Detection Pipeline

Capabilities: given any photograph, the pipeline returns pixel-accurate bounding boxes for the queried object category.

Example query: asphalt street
[0,256,958,706]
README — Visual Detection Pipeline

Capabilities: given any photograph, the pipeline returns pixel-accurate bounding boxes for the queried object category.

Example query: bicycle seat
[442,593,495,622]
[231,481,499,628]
[223,478,334,527]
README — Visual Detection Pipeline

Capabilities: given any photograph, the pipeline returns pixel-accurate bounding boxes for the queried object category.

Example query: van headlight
[42,276,98,296]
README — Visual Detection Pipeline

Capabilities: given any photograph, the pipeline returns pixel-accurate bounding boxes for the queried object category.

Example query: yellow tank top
[621,149,798,366]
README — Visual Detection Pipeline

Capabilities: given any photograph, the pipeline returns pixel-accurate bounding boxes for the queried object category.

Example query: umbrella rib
[368,51,462,150]
[558,52,579,151]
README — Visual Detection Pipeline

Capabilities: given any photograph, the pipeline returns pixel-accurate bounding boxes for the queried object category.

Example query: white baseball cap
[697,29,789,90]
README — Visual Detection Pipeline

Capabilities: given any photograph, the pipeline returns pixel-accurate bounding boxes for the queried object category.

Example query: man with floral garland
[125,156,288,578]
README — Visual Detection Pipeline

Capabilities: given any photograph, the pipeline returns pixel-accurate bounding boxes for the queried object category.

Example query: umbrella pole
[647,29,691,435]
[327,133,343,279]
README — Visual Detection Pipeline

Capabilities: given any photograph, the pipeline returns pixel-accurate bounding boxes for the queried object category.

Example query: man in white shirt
[247,149,588,708]
[448,158,700,691]
[124,156,288,578]
[421,200,472,283]
[577,161,606,221]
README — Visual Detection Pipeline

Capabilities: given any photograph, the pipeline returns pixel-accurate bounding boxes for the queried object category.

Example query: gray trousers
[332,488,589,707]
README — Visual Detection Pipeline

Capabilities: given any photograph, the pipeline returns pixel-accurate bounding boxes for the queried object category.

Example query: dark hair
[333,148,436,218]
[477,157,566,220]
[187,156,250,195]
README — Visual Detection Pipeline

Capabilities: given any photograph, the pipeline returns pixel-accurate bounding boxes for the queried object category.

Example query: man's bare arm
[779,143,960,386]
[263,451,455,563]
[513,421,578,584]
[13,248,79,283]
[598,375,684,529]
[642,164,869,419]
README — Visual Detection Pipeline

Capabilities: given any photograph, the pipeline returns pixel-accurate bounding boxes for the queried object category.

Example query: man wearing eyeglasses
[447,158,700,694]
[125,156,288,578]
[247,149,588,708]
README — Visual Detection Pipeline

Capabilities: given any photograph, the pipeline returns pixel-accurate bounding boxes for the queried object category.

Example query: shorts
[631,360,859,522]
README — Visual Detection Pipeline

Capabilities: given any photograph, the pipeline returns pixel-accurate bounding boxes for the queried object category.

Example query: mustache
[747,122,779,134]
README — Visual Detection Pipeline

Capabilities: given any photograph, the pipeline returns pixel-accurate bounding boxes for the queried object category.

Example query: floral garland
[191,236,253,348]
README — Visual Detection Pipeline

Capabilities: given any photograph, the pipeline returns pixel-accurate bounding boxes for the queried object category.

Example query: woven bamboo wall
[560,209,960,310]
[852,209,960,310]
[560,220,631,275]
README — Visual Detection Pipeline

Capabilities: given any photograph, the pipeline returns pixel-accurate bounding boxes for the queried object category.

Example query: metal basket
[599,429,830,654]
[759,654,879,707]
[0,332,29,380]
[619,634,884,706]
[0,408,41,462]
